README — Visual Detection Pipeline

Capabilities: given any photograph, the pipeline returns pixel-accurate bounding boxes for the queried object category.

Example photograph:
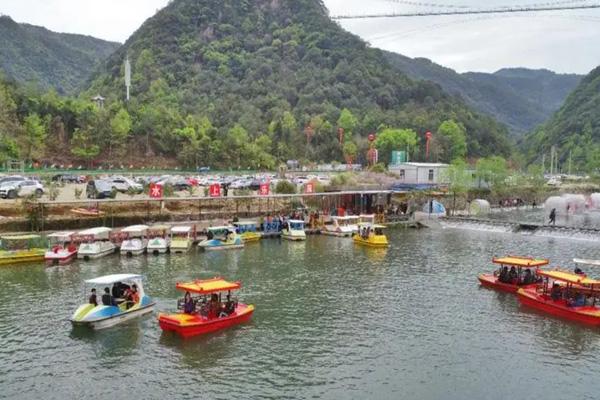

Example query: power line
[332,3,600,19]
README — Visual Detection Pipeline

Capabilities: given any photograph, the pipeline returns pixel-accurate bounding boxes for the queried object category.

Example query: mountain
[384,52,582,136]
[523,66,600,170]
[85,0,512,167]
[0,15,120,94]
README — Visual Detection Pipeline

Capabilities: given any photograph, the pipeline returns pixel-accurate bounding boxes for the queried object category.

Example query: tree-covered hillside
[0,16,120,94]
[384,52,581,136]
[524,66,600,171]
[78,0,511,168]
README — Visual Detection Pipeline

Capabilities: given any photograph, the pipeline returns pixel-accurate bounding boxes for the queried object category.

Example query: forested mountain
[523,66,600,171]
[384,52,582,136]
[74,0,512,168]
[0,16,119,94]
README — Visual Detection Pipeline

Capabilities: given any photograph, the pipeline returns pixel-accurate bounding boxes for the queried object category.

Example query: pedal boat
[0,235,46,265]
[233,221,262,243]
[352,223,389,247]
[198,226,244,251]
[517,270,600,326]
[45,231,78,265]
[170,226,193,253]
[282,220,307,241]
[120,225,149,257]
[147,225,171,255]
[323,216,359,237]
[478,255,548,293]
[70,274,155,330]
[158,277,254,338]
[75,227,116,260]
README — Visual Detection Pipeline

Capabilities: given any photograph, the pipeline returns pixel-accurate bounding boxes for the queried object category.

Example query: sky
[0,0,599,74]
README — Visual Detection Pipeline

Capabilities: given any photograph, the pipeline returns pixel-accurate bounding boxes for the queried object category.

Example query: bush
[369,163,386,173]
[74,188,83,200]
[330,173,357,187]
[48,183,61,201]
[275,180,296,194]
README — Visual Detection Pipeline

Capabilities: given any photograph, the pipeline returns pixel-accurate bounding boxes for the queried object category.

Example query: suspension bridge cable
[332,3,600,19]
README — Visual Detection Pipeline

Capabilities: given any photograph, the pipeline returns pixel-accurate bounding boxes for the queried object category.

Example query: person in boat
[223,293,235,316]
[522,269,533,285]
[89,288,98,307]
[208,293,221,319]
[123,284,140,309]
[569,292,586,307]
[508,267,518,284]
[574,267,585,275]
[498,266,509,283]
[183,291,195,314]
[102,287,116,306]
[551,283,563,301]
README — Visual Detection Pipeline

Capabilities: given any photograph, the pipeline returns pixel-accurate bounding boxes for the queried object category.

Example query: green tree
[374,128,418,166]
[343,141,358,164]
[71,128,100,167]
[438,120,467,162]
[23,113,46,162]
[109,108,132,158]
[444,159,472,215]
[337,108,358,136]
[476,156,508,193]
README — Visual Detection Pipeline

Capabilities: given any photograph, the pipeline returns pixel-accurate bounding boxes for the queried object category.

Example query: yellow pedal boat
[0,235,47,265]
[352,223,389,248]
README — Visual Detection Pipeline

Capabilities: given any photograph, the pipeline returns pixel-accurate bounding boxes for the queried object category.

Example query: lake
[1,227,599,399]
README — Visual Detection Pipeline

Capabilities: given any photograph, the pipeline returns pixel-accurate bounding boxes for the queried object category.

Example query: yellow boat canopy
[1,234,42,240]
[538,270,600,286]
[176,277,241,294]
[492,256,549,268]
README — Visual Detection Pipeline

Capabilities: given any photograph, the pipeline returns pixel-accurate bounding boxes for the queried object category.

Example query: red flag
[305,182,315,194]
[149,183,163,199]
[209,184,221,197]
[259,183,270,196]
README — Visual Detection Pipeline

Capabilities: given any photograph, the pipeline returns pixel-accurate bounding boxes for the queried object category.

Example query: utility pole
[550,146,555,176]
[569,150,572,176]
[124,56,131,102]
[542,153,545,174]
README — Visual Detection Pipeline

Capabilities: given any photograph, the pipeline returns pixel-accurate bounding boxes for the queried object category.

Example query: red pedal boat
[158,277,254,338]
[517,270,600,326]
[478,255,548,293]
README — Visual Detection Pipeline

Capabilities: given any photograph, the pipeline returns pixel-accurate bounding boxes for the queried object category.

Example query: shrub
[369,163,387,173]
[74,188,83,200]
[275,180,296,194]
[48,183,61,201]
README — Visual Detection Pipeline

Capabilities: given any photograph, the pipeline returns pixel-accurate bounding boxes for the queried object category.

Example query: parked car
[0,176,26,187]
[86,180,117,199]
[108,176,143,193]
[0,180,44,199]
[51,174,84,183]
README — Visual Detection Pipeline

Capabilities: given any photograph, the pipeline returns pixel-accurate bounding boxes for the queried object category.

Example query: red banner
[305,182,315,194]
[209,184,221,197]
[149,183,163,199]
[259,183,270,196]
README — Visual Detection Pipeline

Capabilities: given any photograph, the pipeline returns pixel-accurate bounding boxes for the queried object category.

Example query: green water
[1,229,600,399]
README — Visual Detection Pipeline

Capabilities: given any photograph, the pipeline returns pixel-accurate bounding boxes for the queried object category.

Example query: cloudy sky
[1,0,599,74]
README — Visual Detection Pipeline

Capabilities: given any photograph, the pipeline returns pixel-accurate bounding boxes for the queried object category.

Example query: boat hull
[45,249,77,265]
[0,249,46,265]
[198,238,244,251]
[517,288,600,326]
[282,231,306,241]
[240,232,261,243]
[71,303,155,330]
[352,234,389,248]
[78,242,116,260]
[159,304,254,338]
[478,274,538,293]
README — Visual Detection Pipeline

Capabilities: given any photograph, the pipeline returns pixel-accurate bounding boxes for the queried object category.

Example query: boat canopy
[48,231,76,239]
[492,256,549,268]
[234,221,257,226]
[333,216,359,221]
[171,226,192,234]
[1,234,42,240]
[121,225,149,233]
[85,274,143,285]
[288,219,305,224]
[176,277,241,294]
[538,270,600,286]
[574,258,600,266]
[78,227,112,239]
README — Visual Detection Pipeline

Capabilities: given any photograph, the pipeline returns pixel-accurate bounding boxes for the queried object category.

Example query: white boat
[359,214,376,225]
[70,274,155,330]
[282,220,307,241]
[198,226,244,251]
[170,226,193,253]
[323,216,360,237]
[120,225,149,256]
[45,231,78,265]
[76,227,116,260]
[147,225,171,255]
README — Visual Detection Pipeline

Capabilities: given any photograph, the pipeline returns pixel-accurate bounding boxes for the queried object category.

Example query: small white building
[389,162,449,185]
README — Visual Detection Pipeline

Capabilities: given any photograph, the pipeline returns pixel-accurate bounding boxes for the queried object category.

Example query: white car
[109,176,143,193]
[0,180,44,199]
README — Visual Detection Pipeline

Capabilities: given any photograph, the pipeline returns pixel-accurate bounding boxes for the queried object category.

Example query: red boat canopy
[492,256,549,268]
[176,277,241,294]
[538,270,600,286]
